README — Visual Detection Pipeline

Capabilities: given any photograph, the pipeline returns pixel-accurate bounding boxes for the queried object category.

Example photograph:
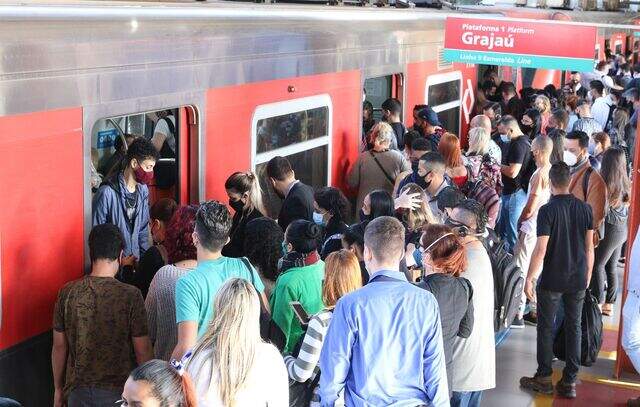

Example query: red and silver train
[0,2,638,404]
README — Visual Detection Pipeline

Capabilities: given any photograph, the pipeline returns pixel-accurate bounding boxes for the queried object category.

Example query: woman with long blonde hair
[187,279,288,406]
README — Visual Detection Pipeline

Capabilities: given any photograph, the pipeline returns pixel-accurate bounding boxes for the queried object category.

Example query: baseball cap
[417,106,442,127]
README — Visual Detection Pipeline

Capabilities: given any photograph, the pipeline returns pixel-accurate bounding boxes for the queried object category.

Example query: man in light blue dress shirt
[319,216,449,407]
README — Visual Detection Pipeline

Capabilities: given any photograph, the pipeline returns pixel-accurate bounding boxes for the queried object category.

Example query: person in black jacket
[313,187,351,259]
[222,171,266,258]
[266,156,315,231]
[418,223,474,393]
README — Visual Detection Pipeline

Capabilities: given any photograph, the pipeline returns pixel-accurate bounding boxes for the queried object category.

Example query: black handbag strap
[369,151,395,186]
[240,257,268,314]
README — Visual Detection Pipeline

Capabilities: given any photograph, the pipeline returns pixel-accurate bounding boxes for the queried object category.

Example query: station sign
[444,17,597,72]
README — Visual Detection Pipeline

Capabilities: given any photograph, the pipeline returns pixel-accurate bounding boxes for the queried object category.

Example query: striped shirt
[283,309,343,406]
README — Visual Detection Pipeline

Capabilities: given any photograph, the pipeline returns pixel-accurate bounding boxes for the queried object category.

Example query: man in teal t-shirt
[171,201,265,361]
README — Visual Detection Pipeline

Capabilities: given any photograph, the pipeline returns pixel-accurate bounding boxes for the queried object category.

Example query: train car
[0,2,638,405]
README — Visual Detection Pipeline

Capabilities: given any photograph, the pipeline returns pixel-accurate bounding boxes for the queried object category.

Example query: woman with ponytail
[417,224,474,392]
[313,187,351,259]
[222,171,266,258]
[187,279,288,407]
[122,359,197,407]
[270,220,325,353]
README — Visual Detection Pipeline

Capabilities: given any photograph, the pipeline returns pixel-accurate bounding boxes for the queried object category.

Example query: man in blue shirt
[319,216,449,407]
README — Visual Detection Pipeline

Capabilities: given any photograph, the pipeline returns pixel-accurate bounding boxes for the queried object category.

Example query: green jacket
[269,260,325,353]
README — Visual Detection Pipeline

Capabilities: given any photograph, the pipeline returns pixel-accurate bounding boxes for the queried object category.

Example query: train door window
[252,95,332,218]
[604,39,611,55]
[426,71,462,136]
[615,40,623,56]
[91,107,191,207]
[364,76,393,122]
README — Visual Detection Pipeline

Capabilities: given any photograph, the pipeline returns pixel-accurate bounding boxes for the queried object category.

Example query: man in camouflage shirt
[52,224,152,407]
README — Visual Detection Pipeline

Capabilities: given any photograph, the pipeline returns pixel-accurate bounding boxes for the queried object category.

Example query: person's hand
[524,278,536,303]
[54,388,65,407]
[395,189,421,211]
[121,255,136,267]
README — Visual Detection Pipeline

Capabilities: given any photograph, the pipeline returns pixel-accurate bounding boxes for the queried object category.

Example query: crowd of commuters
[47,58,640,407]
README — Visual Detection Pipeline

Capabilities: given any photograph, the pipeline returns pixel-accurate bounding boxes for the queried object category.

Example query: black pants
[536,288,585,384]
[590,221,627,304]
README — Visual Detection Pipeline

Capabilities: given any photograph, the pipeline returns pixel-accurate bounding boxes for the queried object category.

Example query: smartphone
[290,301,310,327]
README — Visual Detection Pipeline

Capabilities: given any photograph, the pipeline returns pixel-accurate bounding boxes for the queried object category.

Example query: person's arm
[270,283,296,351]
[524,236,549,303]
[150,132,168,153]
[422,302,449,407]
[52,330,68,407]
[586,176,607,230]
[172,322,198,361]
[501,162,523,178]
[346,155,361,189]
[132,336,153,365]
[144,275,159,346]
[283,314,326,382]
[518,172,543,223]
[138,189,151,256]
[585,229,595,285]
[319,301,354,407]
[172,278,199,361]
[91,187,111,226]
[457,286,474,338]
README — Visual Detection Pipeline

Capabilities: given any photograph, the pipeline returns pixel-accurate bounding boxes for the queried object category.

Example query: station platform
[484,264,640,406]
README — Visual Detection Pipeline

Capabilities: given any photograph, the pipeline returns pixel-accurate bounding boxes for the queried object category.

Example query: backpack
[481,232,524,333]
[553,289,603,367]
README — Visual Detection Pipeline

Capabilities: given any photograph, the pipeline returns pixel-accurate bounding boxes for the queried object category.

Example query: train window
[426,71,462,136]
[364,76,393,122]
[615,40,623,56]
[252,95,332,218]
[90,108,183,206]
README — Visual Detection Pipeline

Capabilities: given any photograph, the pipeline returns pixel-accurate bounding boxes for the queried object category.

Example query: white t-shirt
[153,116,176,155]
[451,244,496,392]
[187,342,289,407]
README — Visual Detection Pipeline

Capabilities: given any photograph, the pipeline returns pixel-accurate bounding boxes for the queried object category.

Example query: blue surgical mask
[500,133,510,143]
[312,211,326,226]
[588,138,596,155]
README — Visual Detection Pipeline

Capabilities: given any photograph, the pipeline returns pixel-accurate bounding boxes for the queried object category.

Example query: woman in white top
[513,135,553,325]
[187,278,288,407]
[145,205,199,361]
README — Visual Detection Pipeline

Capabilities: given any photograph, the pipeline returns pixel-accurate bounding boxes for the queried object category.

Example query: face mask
[500,133,510,143]
[134,165,154,185]
[563,150,578,167]
[411,160,419,172]
[228,198,244,213]
[281,241,288,256]
[521,124,532,134]
[312,211,326,226]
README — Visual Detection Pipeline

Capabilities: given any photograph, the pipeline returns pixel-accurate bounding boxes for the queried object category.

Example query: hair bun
[305,222,322,239]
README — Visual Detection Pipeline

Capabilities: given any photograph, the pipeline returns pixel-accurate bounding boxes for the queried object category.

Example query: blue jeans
[451,391,483,407]
[499,189,527,253]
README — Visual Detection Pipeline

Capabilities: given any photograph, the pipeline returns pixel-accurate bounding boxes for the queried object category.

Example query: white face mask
[563,150,578,167]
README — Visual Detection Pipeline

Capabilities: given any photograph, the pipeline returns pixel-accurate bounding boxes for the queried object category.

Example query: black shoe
[520,374,553,394]
[555,380,576,399]
[511,316,525,329]
[524,312,538,326]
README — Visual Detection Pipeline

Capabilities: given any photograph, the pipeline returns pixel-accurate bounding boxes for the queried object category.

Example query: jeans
[68,386,121,407]
[514,231,537,317]
[450,391,483,407]
[536,288,586,384]
[622,291,640,372]
[590,221,627,304]
[499,189,527,253]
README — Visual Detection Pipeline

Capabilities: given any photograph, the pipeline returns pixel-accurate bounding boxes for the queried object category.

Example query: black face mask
[521,124,533,134]
[411,160,419,172]
[228,198,244,213]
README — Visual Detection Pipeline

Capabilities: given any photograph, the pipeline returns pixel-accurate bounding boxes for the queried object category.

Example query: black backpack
[481,231,524,333]
[553,289,603,367]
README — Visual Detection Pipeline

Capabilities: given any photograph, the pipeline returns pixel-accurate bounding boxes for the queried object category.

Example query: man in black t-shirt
[382,98,407,150]
[520,163,594,400]
[498,116,533,253]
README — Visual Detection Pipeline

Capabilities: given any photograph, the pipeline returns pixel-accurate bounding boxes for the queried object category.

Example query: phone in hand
[290,301,310,327]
